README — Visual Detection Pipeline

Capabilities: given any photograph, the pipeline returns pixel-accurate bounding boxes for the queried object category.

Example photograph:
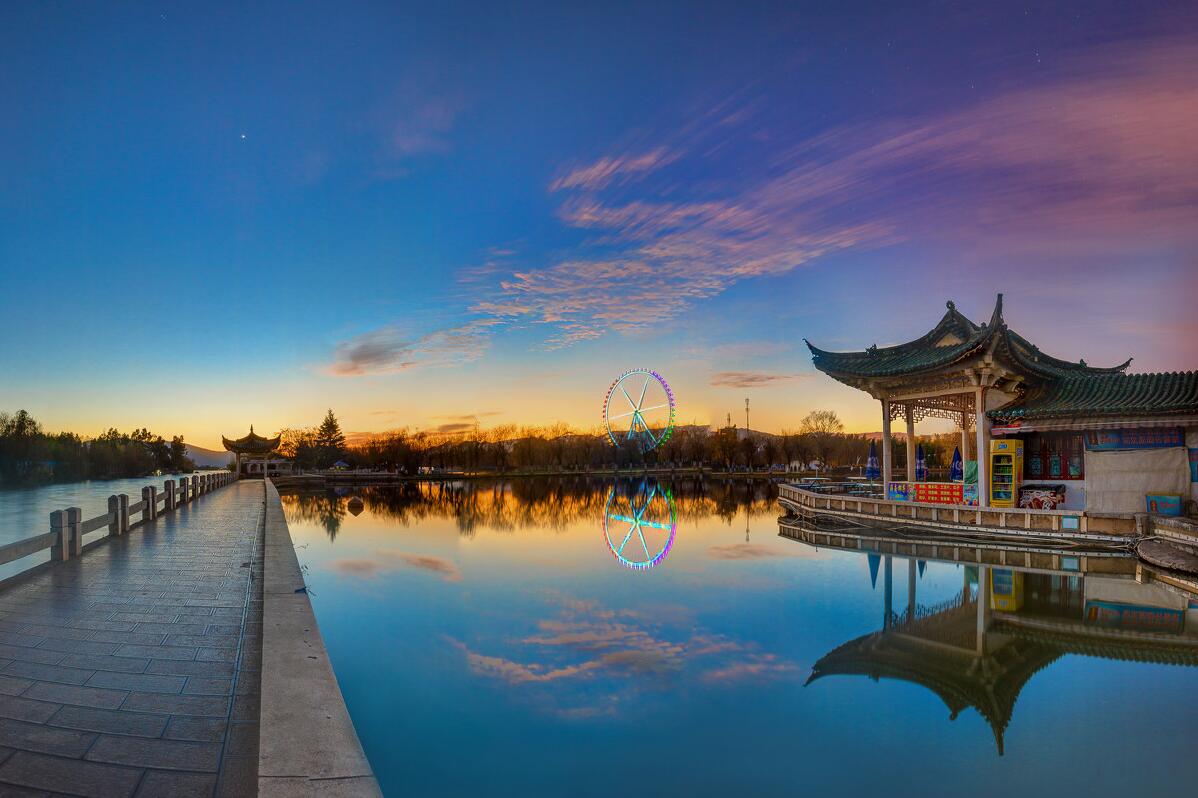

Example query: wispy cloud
[326,319,498,376]
[550,148,678,191]
[330,38,1198,368]
[369,70,467,180]
[709,371,809,389]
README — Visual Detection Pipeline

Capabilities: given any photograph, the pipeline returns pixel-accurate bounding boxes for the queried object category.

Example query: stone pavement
[0,480,265,797]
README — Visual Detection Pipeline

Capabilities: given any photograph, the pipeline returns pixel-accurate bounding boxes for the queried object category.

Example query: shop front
[807,295,1197,516]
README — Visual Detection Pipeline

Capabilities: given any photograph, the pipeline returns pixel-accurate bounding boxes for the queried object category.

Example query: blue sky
[2,2,1196,446]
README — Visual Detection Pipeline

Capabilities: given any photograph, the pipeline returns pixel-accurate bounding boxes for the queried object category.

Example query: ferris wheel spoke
[641,424,659,448]
[616,524,636,555]
[636,527,651,559]
[637,376,651,408]
[619,383,637,410]
[637,519,673,531]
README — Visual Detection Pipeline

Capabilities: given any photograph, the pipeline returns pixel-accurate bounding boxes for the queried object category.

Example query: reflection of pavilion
[804,546,1198,754]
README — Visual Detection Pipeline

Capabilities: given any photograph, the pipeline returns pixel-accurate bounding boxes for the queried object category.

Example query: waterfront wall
[259,478,381,797]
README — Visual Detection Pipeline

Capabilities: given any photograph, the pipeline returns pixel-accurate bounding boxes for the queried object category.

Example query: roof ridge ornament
[946,300,956,311]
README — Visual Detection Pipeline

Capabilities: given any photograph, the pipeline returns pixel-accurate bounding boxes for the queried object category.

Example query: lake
[0,474,206,581]
[279,477,1198,798]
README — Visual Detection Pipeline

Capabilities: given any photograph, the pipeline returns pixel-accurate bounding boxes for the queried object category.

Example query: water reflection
[602,479,676,570]
[789,520,1198,755]
[279,476,777,540]
[277,479,1198,797]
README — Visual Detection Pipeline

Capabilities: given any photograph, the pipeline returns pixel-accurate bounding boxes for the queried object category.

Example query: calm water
[280,478,1198,798]
[0,474,204,581]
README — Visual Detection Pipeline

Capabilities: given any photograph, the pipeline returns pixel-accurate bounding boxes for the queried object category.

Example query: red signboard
[913,482,964,504]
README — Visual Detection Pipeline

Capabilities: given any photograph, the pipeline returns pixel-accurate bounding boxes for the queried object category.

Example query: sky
[2,1,1197,449]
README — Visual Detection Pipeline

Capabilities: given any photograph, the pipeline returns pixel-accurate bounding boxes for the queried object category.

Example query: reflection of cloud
[328,558,388,579]
[396,553,462,582]
[707,543,802,560]
[451,593,799,717]
[710,371,809,389]
[703,653,800,683]
[451,640,601,684]
[328,550,462,583]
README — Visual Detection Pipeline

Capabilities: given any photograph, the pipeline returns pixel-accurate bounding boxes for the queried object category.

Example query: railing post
[118,494,129,534]
[50,510,70,561]
[108,495,120,536]
[179,477,189,504]
[142,486,154,523]
[191,475,199,498]
[67,507,83,556]
[164,479,175,511]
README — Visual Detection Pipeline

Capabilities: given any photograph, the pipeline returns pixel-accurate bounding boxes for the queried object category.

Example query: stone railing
[778,482,1140,539]
[4,471,235,570]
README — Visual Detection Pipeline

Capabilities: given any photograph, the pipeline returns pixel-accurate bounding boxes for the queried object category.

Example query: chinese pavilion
[807,295,1198,511]
[222,426,292,479]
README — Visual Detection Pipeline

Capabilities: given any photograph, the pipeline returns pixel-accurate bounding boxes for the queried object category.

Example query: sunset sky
[2,2,1197,449]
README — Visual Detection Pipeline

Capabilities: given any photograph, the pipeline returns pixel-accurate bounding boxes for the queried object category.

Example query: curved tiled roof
[807,295,1131,383]
[990,371,1198,421]
[806,628,1059,755]
[222,426,282,454]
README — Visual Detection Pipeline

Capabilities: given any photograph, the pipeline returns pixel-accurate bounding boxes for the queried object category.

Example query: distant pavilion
[222,426,294,479]
[806,295,1197,511]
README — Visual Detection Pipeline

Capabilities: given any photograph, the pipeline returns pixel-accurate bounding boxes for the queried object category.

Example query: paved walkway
[0,481,265,797]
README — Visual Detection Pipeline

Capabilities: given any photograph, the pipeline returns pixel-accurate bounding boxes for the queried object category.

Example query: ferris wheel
[603,481,677,570]
[603,369,676,452]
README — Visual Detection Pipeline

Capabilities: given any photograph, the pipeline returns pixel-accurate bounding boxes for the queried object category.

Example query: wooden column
[976,564,991,655]
[881,399,893,497]
[907,558,917,619]
[975,386,990,507]
[905,405,916,482]
[882,555,894,630]
[960,409,971,464]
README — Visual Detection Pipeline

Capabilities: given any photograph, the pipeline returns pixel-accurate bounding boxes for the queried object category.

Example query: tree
[315,409,347,467]
[800,410,844,470]
[169,435,195,472]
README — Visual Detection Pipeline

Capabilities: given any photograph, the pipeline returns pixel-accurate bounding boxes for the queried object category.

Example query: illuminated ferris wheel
[603,481,677,570]
[602,369,676,452]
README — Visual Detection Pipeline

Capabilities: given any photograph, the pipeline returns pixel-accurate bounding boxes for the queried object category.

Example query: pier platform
[0,481,264,796]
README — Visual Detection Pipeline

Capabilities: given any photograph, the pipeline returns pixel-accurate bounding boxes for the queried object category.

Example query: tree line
[277,409,971,475]
[0,409,195,486]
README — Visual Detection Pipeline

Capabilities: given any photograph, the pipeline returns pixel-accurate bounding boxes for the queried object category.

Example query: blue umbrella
[949,446,963,482]
[865,439,880,481]
[915,443,927,481]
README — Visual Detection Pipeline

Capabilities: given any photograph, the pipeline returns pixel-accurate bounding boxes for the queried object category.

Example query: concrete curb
[259,479,382,797]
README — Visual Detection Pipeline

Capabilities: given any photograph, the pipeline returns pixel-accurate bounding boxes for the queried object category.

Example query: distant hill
[186,444,233,469]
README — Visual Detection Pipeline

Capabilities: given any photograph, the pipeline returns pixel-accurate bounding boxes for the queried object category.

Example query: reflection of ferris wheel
[603,481,677,570]
[603,369,676,452]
